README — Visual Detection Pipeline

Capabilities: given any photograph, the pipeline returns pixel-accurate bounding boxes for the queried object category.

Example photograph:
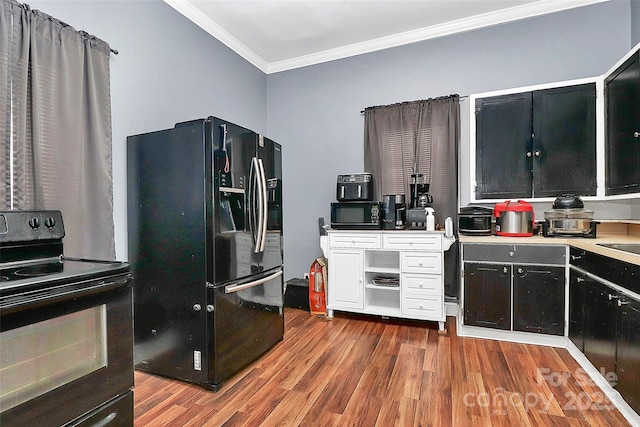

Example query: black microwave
[331,201,382,229]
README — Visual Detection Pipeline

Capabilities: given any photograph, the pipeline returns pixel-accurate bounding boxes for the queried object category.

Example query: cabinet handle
[571,255,582,261]
[608,294,619,301]
[193,304,202,311]
[534,150,541,157]
[526,151,532,157]
[618,300,628,307]
[517,267,524,274]
[634,131,640,138]
[576,277,585,283]
[503,267,508,274]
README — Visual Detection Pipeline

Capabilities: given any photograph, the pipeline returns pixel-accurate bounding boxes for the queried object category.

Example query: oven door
[0,274,133,427]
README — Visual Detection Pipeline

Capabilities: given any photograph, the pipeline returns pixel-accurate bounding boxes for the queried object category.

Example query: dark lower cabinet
[463,262,511,330]
[618,298,640,414]
[569,248,640,415]
[583,280,617,379]
[513,265,564,335]
[568,269,586,351]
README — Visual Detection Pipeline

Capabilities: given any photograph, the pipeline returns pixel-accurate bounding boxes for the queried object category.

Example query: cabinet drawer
[401,252,442,274]
[402,294,443,318]
[383,233,441,251]
[402,274,442,295]
[329,233,381,249]
[463,243,565,265]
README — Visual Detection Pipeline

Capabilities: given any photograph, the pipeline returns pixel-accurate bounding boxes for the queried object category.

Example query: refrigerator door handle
[249,157,259,251]
[224,268,283,294]
[257,158,268,252]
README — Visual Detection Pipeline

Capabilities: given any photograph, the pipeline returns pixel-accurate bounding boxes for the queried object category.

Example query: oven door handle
[224,269,282,294]
[0,274,132,315]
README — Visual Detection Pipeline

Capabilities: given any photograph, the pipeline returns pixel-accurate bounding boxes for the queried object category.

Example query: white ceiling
[164,0,608,74]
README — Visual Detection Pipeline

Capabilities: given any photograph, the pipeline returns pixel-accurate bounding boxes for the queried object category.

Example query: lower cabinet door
[463,263,511,330]
[513,264,565,335]
[328,249,364,309]
[583,280,617,381]
[617,297,640,414]
[568,268,587,351]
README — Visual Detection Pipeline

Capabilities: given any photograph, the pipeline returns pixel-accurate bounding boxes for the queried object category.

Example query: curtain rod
[360,94,467,114]
[19,1,118,54]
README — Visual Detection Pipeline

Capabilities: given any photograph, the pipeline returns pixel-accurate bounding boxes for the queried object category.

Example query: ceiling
[164,0,608,74]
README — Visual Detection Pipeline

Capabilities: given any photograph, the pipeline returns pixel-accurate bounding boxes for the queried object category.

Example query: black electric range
[0,210,134,426]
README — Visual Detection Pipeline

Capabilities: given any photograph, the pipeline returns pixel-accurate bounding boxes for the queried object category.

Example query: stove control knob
[29,217,40,229]
[45,217,56,228]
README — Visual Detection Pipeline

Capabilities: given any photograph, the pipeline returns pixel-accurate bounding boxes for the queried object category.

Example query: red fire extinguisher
[309,257,327,315]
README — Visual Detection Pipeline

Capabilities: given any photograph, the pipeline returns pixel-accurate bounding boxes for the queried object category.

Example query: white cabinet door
[328,249,364,310]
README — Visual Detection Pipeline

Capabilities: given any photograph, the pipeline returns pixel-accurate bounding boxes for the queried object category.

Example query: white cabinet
[328,249,364,309]
[327,230,454,331]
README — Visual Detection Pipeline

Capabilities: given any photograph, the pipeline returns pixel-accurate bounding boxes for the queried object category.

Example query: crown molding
[165,0,609,75]
[163,0,269,73]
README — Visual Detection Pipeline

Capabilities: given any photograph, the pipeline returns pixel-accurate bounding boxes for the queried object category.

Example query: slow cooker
[494,200,534,237]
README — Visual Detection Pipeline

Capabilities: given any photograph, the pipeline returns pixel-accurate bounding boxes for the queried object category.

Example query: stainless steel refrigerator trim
[257,158,268,252]
[224,268,283,294]
[249,157,259,252]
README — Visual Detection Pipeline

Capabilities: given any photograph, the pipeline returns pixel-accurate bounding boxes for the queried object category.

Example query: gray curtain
[364,96,460,299]
[0,0,114,260]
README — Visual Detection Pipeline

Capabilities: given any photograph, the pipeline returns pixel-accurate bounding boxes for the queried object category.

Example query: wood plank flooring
[133,308,631,426]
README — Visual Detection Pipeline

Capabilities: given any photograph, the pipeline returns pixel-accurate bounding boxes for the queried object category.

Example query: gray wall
[633,0,640,44]
[23,0,638,281]
[28,0,268,262]
[268,1,633,279]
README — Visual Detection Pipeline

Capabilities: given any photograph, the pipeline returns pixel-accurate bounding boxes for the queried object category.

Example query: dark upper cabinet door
[583,280,617,381]
[463,262,511,330]
[617,296,640,414]
[513,264,565,335]
[568,268,587,352]
[532,84,596,197]
[606,50,640,195]
[475,93,533,199]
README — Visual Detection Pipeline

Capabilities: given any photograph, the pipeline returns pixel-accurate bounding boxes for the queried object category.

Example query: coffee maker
[406,174,434,229]
[382,194,406,229]
[409,173,433,209]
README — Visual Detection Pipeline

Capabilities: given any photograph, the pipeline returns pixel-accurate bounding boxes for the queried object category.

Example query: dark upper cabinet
[475,83,596,200]
[475,93,532,199]
[605,49,640,195]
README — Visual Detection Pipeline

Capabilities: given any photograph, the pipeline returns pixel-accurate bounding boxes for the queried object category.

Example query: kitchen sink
[596,243,640,255]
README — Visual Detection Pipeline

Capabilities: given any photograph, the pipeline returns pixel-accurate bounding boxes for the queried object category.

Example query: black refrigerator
[127,116,284,391]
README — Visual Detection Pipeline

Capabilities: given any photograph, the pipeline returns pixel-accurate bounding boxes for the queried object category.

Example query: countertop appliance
[382,194,406,229]
[0,210,133,426]
[494,200,534,237]
[331,201,382,229]
[336,173,373,201]
[542,195,598,238]
[458,206,493,235]
[127,116,284,391]
[409,173,432,208]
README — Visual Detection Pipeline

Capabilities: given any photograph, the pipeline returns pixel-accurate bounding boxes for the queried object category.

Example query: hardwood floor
[133,308,631,426]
